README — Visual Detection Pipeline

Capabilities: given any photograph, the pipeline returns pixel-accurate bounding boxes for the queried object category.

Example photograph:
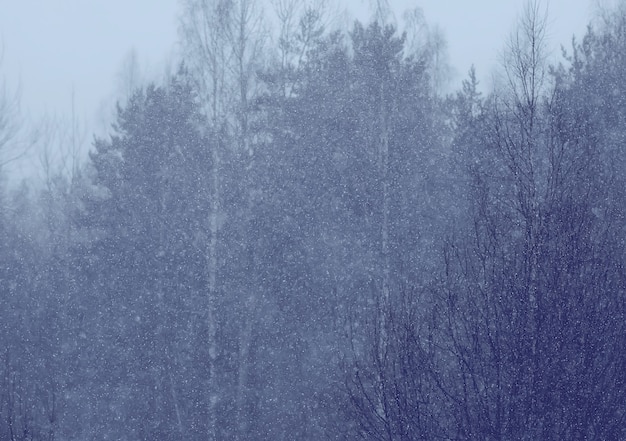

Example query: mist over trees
[1,1,626,439]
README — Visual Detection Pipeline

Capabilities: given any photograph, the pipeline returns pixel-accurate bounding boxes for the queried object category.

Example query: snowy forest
[1,0,626,439]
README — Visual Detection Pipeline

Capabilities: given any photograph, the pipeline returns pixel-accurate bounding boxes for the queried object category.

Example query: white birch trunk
[207,139,220,441]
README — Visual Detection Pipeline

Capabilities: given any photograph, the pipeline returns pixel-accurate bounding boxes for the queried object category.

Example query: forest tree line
[1,0,625,439]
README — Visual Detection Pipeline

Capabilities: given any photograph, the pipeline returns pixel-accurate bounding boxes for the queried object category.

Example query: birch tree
[180,2,268,437]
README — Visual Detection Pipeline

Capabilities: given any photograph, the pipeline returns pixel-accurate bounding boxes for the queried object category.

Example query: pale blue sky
[0,0,593,132]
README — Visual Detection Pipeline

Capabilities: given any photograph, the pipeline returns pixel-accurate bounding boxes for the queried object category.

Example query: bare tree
[180,2,268,437]
[0,42,23,171]
[180,5,231,437]
[436,1,626,438]
[346,2,626,439]
[270,0,332,97]
[180,0,266,132]
[36,96,86,191]
[115,48,144,103]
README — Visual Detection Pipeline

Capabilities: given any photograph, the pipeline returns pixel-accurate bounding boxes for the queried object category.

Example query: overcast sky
[0,0,594,136]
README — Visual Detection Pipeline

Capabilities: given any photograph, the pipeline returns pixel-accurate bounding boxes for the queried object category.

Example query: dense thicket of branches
[1,1,626,440]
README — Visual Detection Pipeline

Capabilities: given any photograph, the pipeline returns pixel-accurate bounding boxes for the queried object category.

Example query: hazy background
[0,1,591,127]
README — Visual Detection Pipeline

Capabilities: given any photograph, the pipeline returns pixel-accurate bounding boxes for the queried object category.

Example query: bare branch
[501,0,549,113]
[0,41,24,169]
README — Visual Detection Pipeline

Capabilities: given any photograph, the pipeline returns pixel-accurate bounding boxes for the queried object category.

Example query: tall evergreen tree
[77,68,214,440]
